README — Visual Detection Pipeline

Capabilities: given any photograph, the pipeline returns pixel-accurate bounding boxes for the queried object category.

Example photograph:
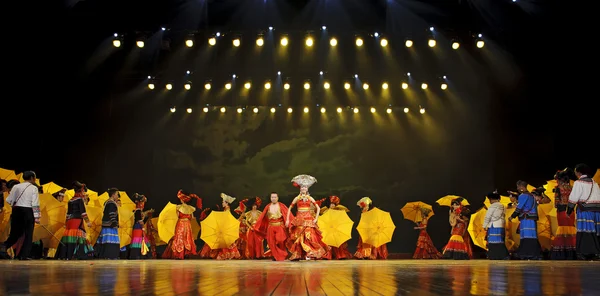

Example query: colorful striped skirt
[576,211,600,235]
[487,225,505,244]
[96,227,119,245]
[519,219,538,239]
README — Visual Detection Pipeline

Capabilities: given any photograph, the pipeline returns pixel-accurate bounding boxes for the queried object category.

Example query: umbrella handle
[41,224,66,246]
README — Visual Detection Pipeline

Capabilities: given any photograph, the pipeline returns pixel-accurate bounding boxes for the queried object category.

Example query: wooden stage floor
[1,259,598,295]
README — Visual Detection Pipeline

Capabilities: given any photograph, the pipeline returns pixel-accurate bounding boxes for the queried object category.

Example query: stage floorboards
[1,259,598,295]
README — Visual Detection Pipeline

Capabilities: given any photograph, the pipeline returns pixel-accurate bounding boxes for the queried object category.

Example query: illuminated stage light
[353,108,359,113]
[344,82,350,89]
[404,108,409,113]
[270,107,276,113]
[184,83,191,90]
[203,107,209,112]
[405,40,413,47]
[420,108,426,114]
[237,108,243,113]
[330,38,337,46]
[225,83,232,90]
[304,82,310,90]
[324,82,330,89]
[370,107,376,113]
[220,107,226,113]
[386,108,392,114]
[355,38,363,47]
[147,83,155,90]
[287,108,293,113]
[253,108,259,113]
[402,82,408,89]
[380,38,388,47]
[166,84,173,90]
[256,37,264,47]
[421,83,428,90]
[477,40,485,48]
[264,82,271,89]
[280,37,288,46]
[112,40,121,48]
[208,37,216,46]
[304,107,309,113]
[428,39,436,47]
[441,83,448,90]
[204,83,211,90]
[187,108,192,114]
[320,107,326,113]
[305,37,314,47]
[136,41,144,48]
[362,83,369,90]
[170,107,176,113]
[452,42,460,49]
[382,82,388,89]
[337,107,342,113]
[284,83,290,90]
[244,82,251,89]
[185,39,193,47]
[233,39,240,47]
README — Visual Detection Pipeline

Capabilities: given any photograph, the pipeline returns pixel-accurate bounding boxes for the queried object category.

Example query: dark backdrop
[2,0,595,253]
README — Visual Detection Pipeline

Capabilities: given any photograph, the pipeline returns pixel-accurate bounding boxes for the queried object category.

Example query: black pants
[3,206,35,258]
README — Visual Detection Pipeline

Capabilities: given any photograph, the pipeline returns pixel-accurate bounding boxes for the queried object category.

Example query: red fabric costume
[286,198,330,260]
[413,219,442,259]
[254,202,292,261]
[162,190,200,259]
[320,196,353,260]
[234,199,248,259]
[354,206,389,259]
[245,197,265,259]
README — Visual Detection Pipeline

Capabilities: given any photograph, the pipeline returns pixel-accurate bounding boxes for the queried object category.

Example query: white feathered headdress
[291,174,317,188]
[220,193,236,204]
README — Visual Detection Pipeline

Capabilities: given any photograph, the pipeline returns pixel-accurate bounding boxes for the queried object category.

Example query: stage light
[136,41,144,48]
[203,107,209,112]
[225,83,232,90]
[320,107,326,113]
[363,83,369,90]
[324,82,330,89]
[284,83,290,90]
[386,108,392,114]
[216,32,221,37]
[382,82,388,89]
[237,108,243,113]
[204,83,211,90]
[244,82,251,89]
[166,84,173,90]
[330,38,337,46]
[353,108,359,113]
[356,38,363,47]
[452,42,460,49]
[305,37,314,47]
[277,71,281,75]
[186,108,192,113]
[233,39,240,47]
[253,107,259,113]
[374,32,379,37]
[404,108,409,113]
[322,26,327,30]
[304,82,310,90]
[420,107,426,114]
[264,82,271,89]
[337,107,342,113]
[184,83,191,90]
[220,107,226,113]
[287,108,293,113]
[476,40,485,48]
[405,40,413,47]
[208,38,216,46]
[112,40,121,47]
[344,82,350,89]
[256,37,264,46]
[370,107,376,113]
[428,39,436,47]
[280,37,288,46]
[170,107,176,113]
[185,39,194,47]
[421,83,428,90]
[402,82,408,89]
[319,71,323,75]
[161,27,166,31]
[268,26,273,30]
[380,38,388,47]
[304,107,309,113]
[430,27,434,31]
[441,83,448,90]
[148,83,155,90]
[186,71,191,74]
[270,107,276,113]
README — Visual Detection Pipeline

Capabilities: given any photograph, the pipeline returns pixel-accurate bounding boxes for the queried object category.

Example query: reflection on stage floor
[1,259,598,295]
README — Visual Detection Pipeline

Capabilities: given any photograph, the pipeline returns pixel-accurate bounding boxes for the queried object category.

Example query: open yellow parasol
[436,195,469,207]
[66,188,99,203]
[467,208,488,250]
[42,182,64,195]
[400,201,433,223]
[483,196,512,208]
[317,209,354,247]
[0,168,18,181]
[150,217,166,246]
[118,207,135,248]
[0,193,11,242]
[536,209,552,251]
[594,169,600,185]
[356,207,395,248]
[157,202,180,243]
[98,191,133,208]
[85,205,104,245]
[200,210,240,249]
[33,194,67,247]
[504,206,520,251]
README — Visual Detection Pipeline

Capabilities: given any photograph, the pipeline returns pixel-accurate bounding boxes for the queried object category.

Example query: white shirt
[568,176,600,204]
[484,202,505,229]
[6,182,40,218]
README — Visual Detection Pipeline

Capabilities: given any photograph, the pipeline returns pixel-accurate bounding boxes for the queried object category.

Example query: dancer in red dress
[254,192,292,261]
[413,207,442,259]
[245,197,265,259]
[234,199,249,259]
[442,198,472,260]
[551,169,578,259]
[320,196,353,260]
[354,197,389,259]
[285,174,330,260]
[162,190,202,259]
[215,193,241,260]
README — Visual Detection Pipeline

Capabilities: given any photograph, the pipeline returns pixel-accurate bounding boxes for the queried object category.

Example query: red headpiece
[314,197,327,207]
[292,182,300,188]
[254,197,262,207]
[177,190,202,209]
[329,195,340,205]
[200,208,211,221]
[234,198,248,214]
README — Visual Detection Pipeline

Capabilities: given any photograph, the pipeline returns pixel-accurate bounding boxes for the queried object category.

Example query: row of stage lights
[112,29,485,49]
[149,81,448,91]
[170,106,427,114]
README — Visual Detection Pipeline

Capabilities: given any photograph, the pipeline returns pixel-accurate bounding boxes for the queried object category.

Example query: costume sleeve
[567,181,582,215]
[511,194,527,219]
[483,206,493,228]
[104,202,119,227]
[79,199,88,219]
[32,187,41,219]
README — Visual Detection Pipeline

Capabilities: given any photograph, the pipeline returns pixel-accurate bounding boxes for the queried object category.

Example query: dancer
[510,180,542,260]
[550,169,577,260]
[484,191,510,260]
[215,193,241,260]
[245,197,265,259]
[442,198,472,260]
[413,207,442,259]
[234,199,249,259]
[198,208,217,259]
[129,193,152,259]
[162,190,201,259]
[567,163,600,260]
[286,174,329,260]
[95,188,120,259]
[144,210,158,259]
[254,192,292,261]
[355,197,389,259]
[56,181,94,260]
[320,196,353,260]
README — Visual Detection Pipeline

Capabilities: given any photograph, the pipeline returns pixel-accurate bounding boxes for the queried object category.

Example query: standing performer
[95,188,120,259]
[550,169,578,260]
[245,197,265,259]
[56,181,94,260]
[510,180,542,260]
[484,191,510,260]
[0,171,39,260]
[162,190,201,259]
[567,163,600,260]
[144,210,158,259]
[320,196,353,260]
[129,193,152,259]
[254,192,292,261]
[215,193,241,260]
[285,174,330,260]
[442,198,472,260]
[354,197,389,259]
[413,207,442,259]
[234,199,249,259]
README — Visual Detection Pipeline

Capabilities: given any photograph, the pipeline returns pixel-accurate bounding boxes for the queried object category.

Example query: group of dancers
[1,163,599,261]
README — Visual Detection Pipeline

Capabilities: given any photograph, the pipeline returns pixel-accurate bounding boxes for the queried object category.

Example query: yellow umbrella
[150,217,166,246]
[537,209,552,251]
[33,194,67,247]
[356,207,395,248]
[483,196,512,208]
[118,207,135,248]
[0,168,18,181]
[98,191,133,208]
[42,182,64,195]
[200,210,240,249]
[66,189,99,202]
[317,208,354,247]
[157,202,179,243]
[0,193,11,242]
[400,201,433,223]
[505,206,520,250]
[468,208,488,250]
[436,195,469,207]
[594,169,600,185]
[85,205,104,245]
